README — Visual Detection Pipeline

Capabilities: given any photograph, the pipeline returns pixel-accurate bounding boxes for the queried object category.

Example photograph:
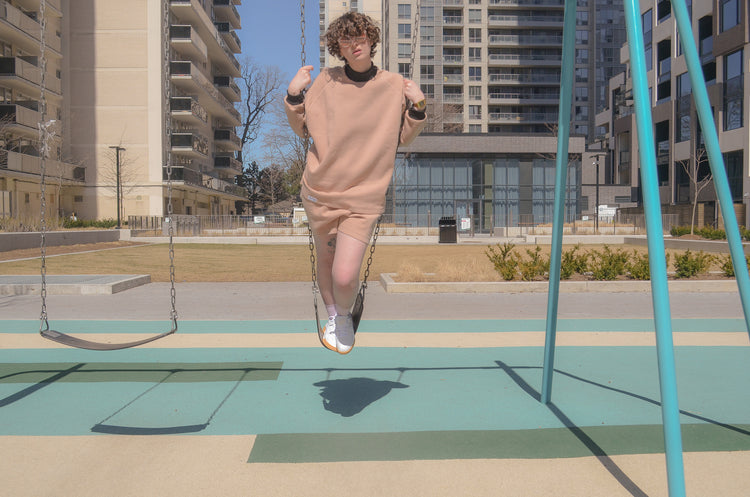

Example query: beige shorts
[302,198,379,244]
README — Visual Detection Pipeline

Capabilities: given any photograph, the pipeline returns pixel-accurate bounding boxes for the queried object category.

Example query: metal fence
[127,213,679,237]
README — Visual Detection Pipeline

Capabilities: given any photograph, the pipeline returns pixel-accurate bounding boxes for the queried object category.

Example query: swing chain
[359,217,381,295]
[409,0,420,81]
[300,0,306,68]
[163,0,178,326]
[38,0,49,331]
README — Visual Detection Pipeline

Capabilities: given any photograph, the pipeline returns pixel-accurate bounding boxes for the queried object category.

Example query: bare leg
[312,231,368,315]
[330,232,368,315]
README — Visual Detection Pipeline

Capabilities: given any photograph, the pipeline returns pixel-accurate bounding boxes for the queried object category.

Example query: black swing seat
[41,327,176,351]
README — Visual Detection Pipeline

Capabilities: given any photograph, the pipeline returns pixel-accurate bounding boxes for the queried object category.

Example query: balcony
[0,102,40,139]
[488,91,559,104]
[443,54,463,65]
[0,150,84,183]
[488,72,560,84]
[214,22,241,53]
[488,53,561,66]
[0,56,61,97]
[214,75,240,102]
[443,74,463,84]
[170,25,208,61]
[213,0,241,29]
[170,0,240,77]
[488,111,558,123]
[489,34,564,46]
[214,154,242,173]
[488,14,563,26]
[214,128,241,151]
[489,0,563,6]
[442,35,463,45]
[443,16,463,25]
[170,97,208,125]
[442,93,463,103]
[170,61,242,126]
[171,131,209,158]
[0,0,61,57]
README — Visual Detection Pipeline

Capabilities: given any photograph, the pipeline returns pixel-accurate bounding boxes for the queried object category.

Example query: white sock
[326,305,337,319]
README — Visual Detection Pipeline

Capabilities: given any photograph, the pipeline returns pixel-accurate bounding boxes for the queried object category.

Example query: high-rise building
[0,0,84,221]
[595,0,749,227]
[0,0,245,224]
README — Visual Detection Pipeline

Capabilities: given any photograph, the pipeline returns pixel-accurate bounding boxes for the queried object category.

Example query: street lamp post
[109,145,125,229]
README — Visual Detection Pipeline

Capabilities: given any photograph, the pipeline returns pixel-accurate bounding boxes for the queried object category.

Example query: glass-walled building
[388,135,583,234]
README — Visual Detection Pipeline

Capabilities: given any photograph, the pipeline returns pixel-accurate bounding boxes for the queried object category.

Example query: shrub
[518,246,549,281]
[673,249,714,278]
[486,242,519,281]
[626,250,651,280]
[719,254,750,278]
[560,244,588,280]
[589,245,629,280]
[62,218,118,229]
[670,226,691,237]
[696,226,725,240]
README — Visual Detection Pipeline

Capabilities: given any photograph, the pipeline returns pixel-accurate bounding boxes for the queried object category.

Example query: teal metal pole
[540,0,577,404]
[672,0,750,338]
[623,0,686,495]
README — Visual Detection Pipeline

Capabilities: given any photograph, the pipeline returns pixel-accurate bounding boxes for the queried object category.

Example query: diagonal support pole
[671,0,750,339]
[623,0,686,495]
[540,0,577,404]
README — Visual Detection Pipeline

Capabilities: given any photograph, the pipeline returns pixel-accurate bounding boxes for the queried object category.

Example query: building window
[422,84,434,98]
[469,47,481,62]
[468,9,481,23]
[720,0,739,32]
[469,124,482,133]
[398,4,411,19]
[575,68,588,82]
[576,11,588,25]
[420,6,434,21]
[724,150,743,201]
[421,26,434,41]
[398,63,411,78]
[421,64,434,80]
[469,67,482,82]
[575,30,588,44]
[469,105,482,119]
[575,48,589,64]
[398,43,410,58]
[642,9,653,72]
[675,72,691,142]
[420,44,435,60]
[657,0,671,23]
[723,49,743,131]
[469,28,481,43]
[398,24,411,39]
[469,86,481,101]
[575,86,588,102]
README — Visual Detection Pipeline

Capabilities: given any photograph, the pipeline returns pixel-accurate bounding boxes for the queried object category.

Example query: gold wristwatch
[412,99,426,111]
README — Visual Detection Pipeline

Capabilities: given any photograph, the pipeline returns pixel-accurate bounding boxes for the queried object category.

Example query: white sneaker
[334,314,355,354]
[319,316,337,352]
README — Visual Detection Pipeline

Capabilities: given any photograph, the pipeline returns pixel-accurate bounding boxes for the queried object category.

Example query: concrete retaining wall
[625,236,750,255]
[0,230,121,252]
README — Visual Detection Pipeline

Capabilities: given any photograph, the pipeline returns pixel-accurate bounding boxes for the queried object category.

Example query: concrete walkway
[1,283,749,497]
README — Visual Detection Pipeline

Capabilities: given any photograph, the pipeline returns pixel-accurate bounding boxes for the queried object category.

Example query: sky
[238,0,322,85]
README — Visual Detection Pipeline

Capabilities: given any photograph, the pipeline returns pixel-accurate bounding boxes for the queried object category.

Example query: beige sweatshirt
[285,66,426,214]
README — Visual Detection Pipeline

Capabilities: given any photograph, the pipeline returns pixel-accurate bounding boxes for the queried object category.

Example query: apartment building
[64,0,244,220]
[0,0,85,221]
[595,0,749,227]
[0,0,244,224]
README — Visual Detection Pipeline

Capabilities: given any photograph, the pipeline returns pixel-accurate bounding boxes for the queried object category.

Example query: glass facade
[387,153,580,232]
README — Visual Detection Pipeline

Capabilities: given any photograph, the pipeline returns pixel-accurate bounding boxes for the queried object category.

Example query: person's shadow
[313,377,409,417]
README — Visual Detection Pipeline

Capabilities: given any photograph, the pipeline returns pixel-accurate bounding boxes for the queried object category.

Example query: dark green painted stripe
[248,424,750,463]
[0,362,282,383]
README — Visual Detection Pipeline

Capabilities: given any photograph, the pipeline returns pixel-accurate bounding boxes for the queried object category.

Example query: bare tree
[237,58,284,167]
[100,145,139,222]
[423,100,462,133]
[679,146,712,235]
[257,163,287,207]
[259,101,306,199]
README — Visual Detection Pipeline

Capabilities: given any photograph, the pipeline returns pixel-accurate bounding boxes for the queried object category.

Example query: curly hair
[325,12,380,62]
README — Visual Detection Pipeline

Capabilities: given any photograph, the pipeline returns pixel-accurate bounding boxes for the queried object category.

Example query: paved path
[1,283,749,496]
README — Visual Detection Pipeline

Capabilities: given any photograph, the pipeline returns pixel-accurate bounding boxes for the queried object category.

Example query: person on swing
[285,12,427,354]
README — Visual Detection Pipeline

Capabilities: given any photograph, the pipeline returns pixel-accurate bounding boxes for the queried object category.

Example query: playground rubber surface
[1,283,749,496]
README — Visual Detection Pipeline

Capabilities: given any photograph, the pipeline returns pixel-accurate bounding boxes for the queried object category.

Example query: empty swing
[38,0,177,350]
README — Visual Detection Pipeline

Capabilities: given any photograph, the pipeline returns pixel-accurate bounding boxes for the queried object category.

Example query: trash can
[438,216,457,243]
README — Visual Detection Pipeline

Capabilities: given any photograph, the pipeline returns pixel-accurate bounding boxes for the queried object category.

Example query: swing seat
[41,327,176,351]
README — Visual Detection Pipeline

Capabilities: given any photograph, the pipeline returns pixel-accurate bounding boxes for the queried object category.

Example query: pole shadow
[496,360,649,497]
